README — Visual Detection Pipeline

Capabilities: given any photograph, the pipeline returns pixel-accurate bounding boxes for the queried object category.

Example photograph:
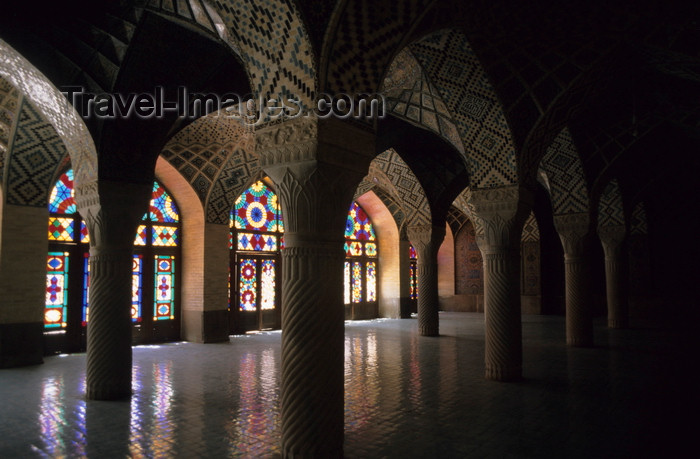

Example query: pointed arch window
[229,179,283,333]
[45,169,181,351]
[343,202,378,317]
[409,243,418,301]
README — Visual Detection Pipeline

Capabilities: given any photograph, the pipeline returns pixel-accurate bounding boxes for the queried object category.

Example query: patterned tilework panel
[206,147,260,224]
[630,201,648,235]
[382,48,423,95]
[5,99,68,207]
[446,205,470,236]
[598,179,625,227]
[0,76,21,183]
[453,221,470,295]
[387,77,466,156]
[161,113,254,209]
[371,149,431,226]
[538,128,589,214]
[355,168,409,236]
[521,211,540,242]
[410,29,518,188]
[211,0,315,107]
[293,0,336,52]
[325,0,431,94]
[0,40,97,184]
[521,240,541,296]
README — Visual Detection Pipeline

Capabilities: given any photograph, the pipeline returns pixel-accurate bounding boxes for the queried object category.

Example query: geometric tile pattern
[369,148,431,226]
[0,39,97,184]
[4,99,68,207]
[410,29,518,187]
[211,0,316,107]
[538,127,589,215]
[630,201,648,236]
[521,211,540,242]
[0,76,21,184]
[325,0,430,94]
[205,146,260,224]
[383,49,466,156]
[160,113,253,210]
[598,179,625,227]
[354,181,407,237]
[446,205,470,236]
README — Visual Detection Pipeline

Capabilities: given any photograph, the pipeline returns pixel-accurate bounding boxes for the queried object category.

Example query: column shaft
[407,225,445,336]
[554,213,594,347]
[599,225,628,329]
[76,180,151,400]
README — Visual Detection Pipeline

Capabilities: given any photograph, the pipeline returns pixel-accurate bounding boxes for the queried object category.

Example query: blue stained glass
[232,181,283,232]
[48,170,77,214]
[345,202,375,241]
[146,182,180,223]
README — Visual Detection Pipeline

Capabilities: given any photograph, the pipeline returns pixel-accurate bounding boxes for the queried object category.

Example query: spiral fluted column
[469,186,532,381]
[599,225,628,329]
[259,117,374,458]
[554,213,594,347]
[75,180,152,400]
[407,225,446,336]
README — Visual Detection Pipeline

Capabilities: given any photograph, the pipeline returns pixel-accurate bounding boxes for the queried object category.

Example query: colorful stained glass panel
[152,225,179,247]
[134,225,147,246]
[344,261,350,305]
[352,261,362,303]
[345,202,376,241]
[260,260,275,310]
[154,255,175,320]
[237,233,277,251]
[148,182,179,223]
[239,259,257,311]
[409,244,417,260]
[345,241,363,257]
[45,252,69,329]
[83,254,90,326]
[366,261,376,302]
[48,170,76,214]
[365,242,377,257]
[80,221,89,243]
[48,217,74,241]
[133,255,143,322]
[410,262,418,300]
[233,181,280,232]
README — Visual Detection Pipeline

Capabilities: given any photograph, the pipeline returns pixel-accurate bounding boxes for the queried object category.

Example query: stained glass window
[260,260,276,311]
[47,168,181,340]
[45,252,69,329]
[146,182,180,223]
[239,259,257,312]
[232,181,282,232]
[230,179,283,329]
[48,170,77,215]
[409,244,418,300]
[154,255,175,321]
[343,201,378,306]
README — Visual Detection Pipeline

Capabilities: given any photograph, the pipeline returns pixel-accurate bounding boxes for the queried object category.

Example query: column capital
[467,185,533,252]
[256,116,375,175]
[406,224,446,257]
[598,224,627,258]
[553,212,592,257]
[75,179,152,253]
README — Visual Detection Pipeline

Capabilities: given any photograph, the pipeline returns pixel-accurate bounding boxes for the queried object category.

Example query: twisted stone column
[469,186,532,381]
[75,180,152,400]
[407,224,446,336]
[259,117,373,458]
[599,225,628,329]
[554,213,594,347]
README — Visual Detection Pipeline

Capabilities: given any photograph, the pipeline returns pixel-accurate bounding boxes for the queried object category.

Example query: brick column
[598,225,628,329]
[470,186,532,381]
[407,224,446,336]
[258,117,373,458]
[76,179,151,400]
[554,213,594,347]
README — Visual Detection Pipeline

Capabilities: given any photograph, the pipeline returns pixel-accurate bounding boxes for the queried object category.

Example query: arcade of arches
[1,1,699,457]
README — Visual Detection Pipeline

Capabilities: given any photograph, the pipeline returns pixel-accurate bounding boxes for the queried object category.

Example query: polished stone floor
[0,312,694,458]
